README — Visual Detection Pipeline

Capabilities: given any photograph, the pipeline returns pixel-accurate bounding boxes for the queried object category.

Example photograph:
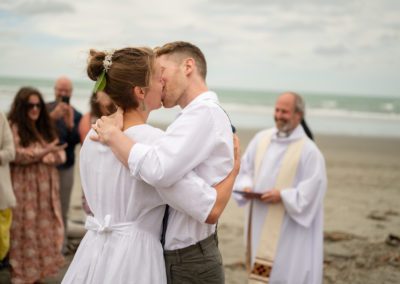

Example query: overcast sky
[1,0,399,96]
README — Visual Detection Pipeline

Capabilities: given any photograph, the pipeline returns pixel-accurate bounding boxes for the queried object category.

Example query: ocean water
[1,76,399,138]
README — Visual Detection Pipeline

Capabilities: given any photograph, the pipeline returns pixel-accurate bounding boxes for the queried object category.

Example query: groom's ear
[183,58,195,76]
[132,86,145,100]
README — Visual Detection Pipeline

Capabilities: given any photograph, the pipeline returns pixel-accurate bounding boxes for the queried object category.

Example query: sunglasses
[27,103,42,110]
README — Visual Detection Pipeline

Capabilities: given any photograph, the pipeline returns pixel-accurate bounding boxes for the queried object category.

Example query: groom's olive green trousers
[164,233,224,284]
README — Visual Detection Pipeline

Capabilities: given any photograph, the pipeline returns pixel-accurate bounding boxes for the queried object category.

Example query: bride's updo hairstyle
[87,47,154,111]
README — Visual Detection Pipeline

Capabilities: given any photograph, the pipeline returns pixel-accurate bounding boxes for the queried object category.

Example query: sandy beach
[221,129,400,284]
[1,127,399,283]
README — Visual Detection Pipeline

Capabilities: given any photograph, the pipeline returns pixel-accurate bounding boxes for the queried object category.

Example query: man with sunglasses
[47,76,82,255]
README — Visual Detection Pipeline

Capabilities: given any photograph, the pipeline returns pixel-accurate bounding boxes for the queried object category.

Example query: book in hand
[233,190,263,199]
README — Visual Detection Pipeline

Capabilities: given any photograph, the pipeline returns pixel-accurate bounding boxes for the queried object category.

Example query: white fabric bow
[85,214,112,233]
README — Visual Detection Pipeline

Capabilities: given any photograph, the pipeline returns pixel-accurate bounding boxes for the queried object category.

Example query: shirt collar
[178,91,218,117]
[185,91,218,108]
[271,124,305,143]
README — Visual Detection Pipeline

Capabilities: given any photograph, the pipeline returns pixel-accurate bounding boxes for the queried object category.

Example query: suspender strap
[209,100,236,133]
[215,222,219,247]
[210,101,234,244]
[160,205,169,248]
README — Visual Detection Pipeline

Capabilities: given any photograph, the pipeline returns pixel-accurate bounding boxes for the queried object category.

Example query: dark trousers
[164,233,224,284]
[59,166,74,253]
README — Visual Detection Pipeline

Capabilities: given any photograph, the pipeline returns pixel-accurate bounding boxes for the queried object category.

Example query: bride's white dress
[62,125,168,284]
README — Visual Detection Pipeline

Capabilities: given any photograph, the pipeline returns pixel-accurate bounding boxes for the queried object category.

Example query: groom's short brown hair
[155,41,207,80]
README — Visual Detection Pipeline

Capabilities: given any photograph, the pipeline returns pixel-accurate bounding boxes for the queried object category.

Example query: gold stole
[247,131,306,283]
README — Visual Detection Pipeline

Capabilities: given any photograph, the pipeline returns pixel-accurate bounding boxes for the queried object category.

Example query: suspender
[214,102,236,133]
[160,205,169,247]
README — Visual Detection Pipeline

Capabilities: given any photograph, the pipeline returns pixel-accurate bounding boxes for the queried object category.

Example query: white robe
[234,126,327,284]
[62,124,218,284]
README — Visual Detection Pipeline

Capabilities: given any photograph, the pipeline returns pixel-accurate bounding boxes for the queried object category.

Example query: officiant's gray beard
[276,120,293,138]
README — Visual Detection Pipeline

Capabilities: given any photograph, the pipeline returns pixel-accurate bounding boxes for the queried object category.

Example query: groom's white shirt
[128,91,234,249]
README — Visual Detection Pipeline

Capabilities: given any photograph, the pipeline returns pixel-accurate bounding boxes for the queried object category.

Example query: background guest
[0,111,16,264]
[47,76,82,254]
[8,87,66,284]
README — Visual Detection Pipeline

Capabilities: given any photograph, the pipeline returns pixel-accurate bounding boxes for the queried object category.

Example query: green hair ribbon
[93,69,106,93]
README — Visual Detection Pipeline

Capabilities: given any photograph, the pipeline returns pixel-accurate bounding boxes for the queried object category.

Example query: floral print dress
[9,125,65,284]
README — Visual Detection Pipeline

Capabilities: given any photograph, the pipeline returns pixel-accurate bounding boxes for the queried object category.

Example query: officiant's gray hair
[286,91,305,118]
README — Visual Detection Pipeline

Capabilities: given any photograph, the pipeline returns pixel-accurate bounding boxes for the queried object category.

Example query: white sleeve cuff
[128,143,152,179]
[201,188,217,223]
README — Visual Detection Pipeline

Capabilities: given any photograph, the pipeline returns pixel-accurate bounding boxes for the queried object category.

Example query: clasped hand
[41,140,67,164]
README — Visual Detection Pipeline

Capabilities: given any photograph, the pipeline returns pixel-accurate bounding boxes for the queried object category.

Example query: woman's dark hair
[87,47,154,112]
[89,91,117,118]
[8,86,57,147]
[89,92,103,118]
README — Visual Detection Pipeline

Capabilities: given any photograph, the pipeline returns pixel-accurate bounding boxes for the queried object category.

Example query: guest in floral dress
[8,87,67,284]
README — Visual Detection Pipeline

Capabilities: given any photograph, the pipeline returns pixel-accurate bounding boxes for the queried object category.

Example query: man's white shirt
[128,91,234,250]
